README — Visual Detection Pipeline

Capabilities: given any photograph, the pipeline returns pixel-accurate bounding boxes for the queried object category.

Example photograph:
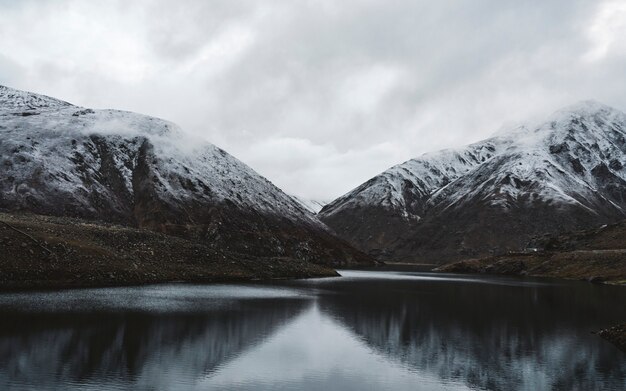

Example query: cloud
[231,137,410,200]
[0,0,624,200]
[584,0,626,62]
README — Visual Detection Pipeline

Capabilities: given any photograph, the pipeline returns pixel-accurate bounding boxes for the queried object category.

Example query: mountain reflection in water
[0,271,624,390]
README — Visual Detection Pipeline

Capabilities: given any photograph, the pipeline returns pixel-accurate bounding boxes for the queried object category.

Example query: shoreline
[432,253,626,286]
[352,260,626,285]
[0,271,340,293]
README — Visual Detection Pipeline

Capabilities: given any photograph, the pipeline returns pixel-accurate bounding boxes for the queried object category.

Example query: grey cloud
[0,0,624,200]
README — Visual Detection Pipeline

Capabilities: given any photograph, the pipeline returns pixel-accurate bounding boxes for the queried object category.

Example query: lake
[0,269,624,390]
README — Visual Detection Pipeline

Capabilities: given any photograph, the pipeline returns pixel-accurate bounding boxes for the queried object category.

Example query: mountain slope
[0,85,372,270]
[320,101,626,262]
[0,211,339,290]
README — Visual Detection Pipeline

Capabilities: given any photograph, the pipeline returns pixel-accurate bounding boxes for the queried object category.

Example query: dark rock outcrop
[598,324,626,352]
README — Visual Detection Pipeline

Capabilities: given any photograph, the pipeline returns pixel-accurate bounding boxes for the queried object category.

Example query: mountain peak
[556,99,613,114]
[0,84,73,112]
[490,100,626,142]
[547,100,625,126]
[0,84,185,140]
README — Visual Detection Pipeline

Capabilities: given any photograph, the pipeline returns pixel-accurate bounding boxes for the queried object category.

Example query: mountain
[0,85,372,272]
[319,101,626,263]
[292,196,327,214]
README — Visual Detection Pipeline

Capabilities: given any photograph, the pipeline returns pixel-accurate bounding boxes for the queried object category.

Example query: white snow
[291,196,328,214]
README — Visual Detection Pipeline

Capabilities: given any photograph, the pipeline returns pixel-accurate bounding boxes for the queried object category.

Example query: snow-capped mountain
[292,196,327,214]
[0,85,371,265]
[319,101,626,262]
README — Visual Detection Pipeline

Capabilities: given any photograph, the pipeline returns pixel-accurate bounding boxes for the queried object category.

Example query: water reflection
[318,272,626,390]
[0,273,624,390]
[0,286,311,390]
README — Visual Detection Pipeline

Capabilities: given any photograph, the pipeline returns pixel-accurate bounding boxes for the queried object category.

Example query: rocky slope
[0,85,373,284]
[435,219,626,284]
[0,212,338,290]
[320,101,626,262]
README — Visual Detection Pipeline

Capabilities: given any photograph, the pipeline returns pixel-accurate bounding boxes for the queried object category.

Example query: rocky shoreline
[0,212,339,291]
[598,324,626,352]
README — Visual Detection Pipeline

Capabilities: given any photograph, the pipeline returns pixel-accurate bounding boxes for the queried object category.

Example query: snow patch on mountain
[292,196,328,214]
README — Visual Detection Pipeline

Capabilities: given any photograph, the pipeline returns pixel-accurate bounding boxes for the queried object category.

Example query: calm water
[0,269,624,390]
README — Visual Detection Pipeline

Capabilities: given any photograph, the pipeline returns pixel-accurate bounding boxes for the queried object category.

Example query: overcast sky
[1,0,625,200]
